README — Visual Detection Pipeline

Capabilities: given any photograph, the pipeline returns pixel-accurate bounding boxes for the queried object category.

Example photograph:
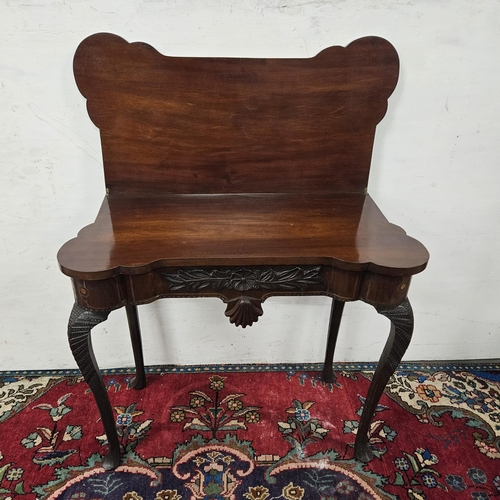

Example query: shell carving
[225,297,263,328]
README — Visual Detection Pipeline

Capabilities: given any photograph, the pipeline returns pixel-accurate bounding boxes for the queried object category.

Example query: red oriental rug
[1,362,500,500]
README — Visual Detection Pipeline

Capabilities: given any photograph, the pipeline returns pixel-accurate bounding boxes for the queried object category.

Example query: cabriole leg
[355,298,414,462]
[126,304,146,390]
[322,298,345,384]
[68,303,120,470]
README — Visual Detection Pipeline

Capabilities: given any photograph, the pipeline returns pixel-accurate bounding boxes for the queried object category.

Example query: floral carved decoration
[162,267,322,292]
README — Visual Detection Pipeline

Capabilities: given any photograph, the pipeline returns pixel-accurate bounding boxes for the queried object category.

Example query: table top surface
[58,193,429,280]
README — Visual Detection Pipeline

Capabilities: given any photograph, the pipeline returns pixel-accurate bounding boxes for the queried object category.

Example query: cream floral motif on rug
[384,370,500,458]
[0,376,61,421]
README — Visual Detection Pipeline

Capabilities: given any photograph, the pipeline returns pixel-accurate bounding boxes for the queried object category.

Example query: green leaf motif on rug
[63,425,83,441]
[14,480,26,494]
[20,432,42,449]
[20,393,82,467]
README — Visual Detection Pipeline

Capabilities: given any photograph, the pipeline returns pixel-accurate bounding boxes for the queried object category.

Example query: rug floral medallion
[1,365,500,500]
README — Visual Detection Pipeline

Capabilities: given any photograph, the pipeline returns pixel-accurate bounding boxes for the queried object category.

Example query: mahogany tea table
[57,33,429,470]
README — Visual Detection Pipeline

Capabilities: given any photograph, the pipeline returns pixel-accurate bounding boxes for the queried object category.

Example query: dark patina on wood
[58,33,429,469]
[162,266,323,292]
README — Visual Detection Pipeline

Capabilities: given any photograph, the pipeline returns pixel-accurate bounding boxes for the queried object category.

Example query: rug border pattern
[2,360,500,378]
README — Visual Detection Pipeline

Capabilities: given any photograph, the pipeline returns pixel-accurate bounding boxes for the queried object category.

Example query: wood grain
[73,33,399,196]
[58,193,428,280]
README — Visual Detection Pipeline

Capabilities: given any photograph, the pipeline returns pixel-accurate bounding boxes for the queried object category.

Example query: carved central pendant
[224,297,263,328]
[161,266,322,328]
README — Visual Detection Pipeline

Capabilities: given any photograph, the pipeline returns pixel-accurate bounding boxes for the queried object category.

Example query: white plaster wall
[1,0,499,371]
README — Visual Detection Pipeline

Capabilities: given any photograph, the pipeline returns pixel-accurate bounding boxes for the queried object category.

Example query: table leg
[67,303,120,470]
[125,304,146,390]
[355,298,414,462]
[322,298,345,384]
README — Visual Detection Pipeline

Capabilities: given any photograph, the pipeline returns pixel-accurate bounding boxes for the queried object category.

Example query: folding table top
[72,33,399,196]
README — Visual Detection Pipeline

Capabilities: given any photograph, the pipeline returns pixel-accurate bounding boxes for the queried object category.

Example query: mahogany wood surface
[73,33,398,196]
[59,33,429,469]
[58,193,428,281]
